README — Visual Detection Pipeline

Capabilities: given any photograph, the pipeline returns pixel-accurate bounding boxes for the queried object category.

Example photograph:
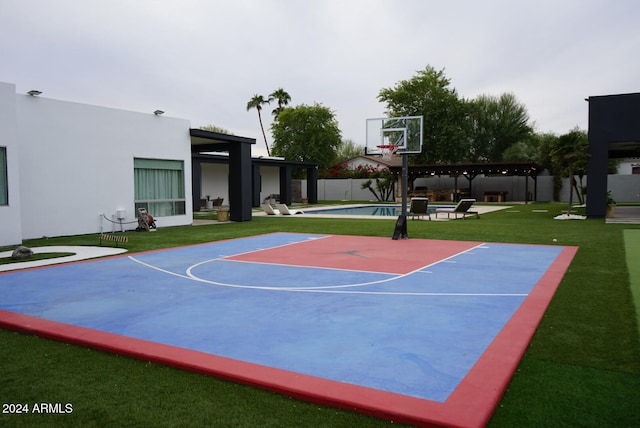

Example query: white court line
[128,242,527,296]
[218,235,332,260]
[184,258,401,290]
[221,258,401,275]
[186,242,490,290]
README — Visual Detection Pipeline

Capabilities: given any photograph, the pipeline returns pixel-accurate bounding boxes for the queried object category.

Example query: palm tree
[269,88,291,119]
[246,94,271,156]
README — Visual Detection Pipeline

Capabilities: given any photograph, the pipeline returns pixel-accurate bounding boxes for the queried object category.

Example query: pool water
[306,205,443,216]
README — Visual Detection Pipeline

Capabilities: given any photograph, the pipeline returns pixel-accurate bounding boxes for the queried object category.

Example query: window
[0,147,7,206]
[134,158,185,216]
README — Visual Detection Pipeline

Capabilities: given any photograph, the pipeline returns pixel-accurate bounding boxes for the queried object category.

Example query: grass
[624,230,640,331]
[0,252,75,266]
[1,202,639,427]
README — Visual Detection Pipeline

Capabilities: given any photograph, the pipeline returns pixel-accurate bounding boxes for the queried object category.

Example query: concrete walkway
[606,206,640,224]
[0,246,127,272]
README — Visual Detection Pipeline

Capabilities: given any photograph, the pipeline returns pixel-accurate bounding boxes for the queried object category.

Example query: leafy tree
[246,94,271,156]
[335,139,365,161]
[271,103,342,171]
[551,127,589,212]
[502,140,538,162]
[570,129,589,204]
[377,65,469,164]
[533,132,562,201]
[199,124,233,135]
[269,88,291,119]
[467,93,533,162]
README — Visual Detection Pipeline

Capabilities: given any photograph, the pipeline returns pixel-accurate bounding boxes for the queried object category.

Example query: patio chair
[260,204,280,215]
[435,199,479,220]
[409,197,431,220]
[275,203,304,215]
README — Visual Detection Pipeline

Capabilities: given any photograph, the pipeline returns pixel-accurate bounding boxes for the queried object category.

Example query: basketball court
[0,233,577,427]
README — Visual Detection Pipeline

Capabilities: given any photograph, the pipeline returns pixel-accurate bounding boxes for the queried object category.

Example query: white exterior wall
[618,158,640,174]
[15,93,192,239]
[260,166,280,200]
[343,158,381,170]
[201,163,229,203]
[314,178,378,201]
[0,83,23,246]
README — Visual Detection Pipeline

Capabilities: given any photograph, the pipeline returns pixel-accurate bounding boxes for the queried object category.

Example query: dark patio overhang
[190,129,255,221]
[190,128,256,153]
[190,129,319,212]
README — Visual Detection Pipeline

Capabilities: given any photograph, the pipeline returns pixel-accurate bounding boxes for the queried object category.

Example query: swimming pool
[306,205,446,216]
[307,205,401,216]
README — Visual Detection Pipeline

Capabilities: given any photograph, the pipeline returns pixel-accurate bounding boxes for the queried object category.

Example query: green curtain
[0,147,7,206]
[134,159,185,216]
[134,168,184,200]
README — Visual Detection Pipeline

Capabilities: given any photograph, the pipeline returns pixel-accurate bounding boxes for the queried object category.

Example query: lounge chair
[409,197,431,220]
[275,203,304,215]
[435,199,479,219]
[261,204,280,215]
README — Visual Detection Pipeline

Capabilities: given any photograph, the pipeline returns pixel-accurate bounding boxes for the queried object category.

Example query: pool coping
[254,203,511,220]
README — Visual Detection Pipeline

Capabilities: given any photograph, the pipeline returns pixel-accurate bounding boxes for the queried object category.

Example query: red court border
[0,237,578,427]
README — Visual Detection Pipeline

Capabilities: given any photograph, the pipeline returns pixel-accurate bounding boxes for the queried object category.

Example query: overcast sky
[1,0,638,156]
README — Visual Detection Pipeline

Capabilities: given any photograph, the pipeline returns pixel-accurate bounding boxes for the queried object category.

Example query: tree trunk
[258,111,270,157]
[567,164,574,214]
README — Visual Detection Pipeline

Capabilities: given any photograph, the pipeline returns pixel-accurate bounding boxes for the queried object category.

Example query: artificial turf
[624,229,640,332]
[0,252,75,266]
[1,202,639,427]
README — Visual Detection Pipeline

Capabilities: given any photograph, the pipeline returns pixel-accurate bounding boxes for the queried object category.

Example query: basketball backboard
[365,116,423,155]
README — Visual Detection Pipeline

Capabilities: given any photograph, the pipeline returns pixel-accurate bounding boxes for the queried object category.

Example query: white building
[338,155,401,172]
[0,81,193,247]
[618,158,640,175]
[1,82,318,248]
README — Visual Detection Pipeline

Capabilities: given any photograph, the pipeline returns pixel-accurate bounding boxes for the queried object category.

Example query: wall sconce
[153,110,164,116]
[27,90,42,96]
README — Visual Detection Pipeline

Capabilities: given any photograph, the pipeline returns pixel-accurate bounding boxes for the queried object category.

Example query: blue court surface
[0,233,578,427]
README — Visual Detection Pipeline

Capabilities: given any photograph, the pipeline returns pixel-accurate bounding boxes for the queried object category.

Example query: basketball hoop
[377,144,399,160]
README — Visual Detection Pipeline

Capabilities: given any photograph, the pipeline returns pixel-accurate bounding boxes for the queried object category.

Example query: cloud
[1,0,638,155]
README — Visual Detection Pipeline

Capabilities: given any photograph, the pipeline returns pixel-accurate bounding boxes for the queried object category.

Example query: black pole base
[392,215,408,240]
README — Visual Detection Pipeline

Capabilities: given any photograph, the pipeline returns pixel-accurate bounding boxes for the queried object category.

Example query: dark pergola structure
[249,156,318,207]
[586,93,640,218]
[191,129,254,222]
[389,162,541,202]
[190,129,318,222]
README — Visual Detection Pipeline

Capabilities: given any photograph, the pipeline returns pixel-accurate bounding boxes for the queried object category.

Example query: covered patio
[190,129,318,222]
[389,162,541,203]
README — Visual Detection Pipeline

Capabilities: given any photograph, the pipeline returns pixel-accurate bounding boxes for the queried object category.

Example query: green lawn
[0,252,75,266]
[1,202,639,427]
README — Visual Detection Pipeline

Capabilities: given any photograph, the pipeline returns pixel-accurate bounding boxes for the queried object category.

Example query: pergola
[389,162,541,202]
[190,129,318,221]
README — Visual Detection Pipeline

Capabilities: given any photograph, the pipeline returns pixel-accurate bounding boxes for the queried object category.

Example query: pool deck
[254,203,510,220]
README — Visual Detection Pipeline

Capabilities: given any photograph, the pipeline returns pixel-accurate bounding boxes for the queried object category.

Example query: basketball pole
[392,153,409,240]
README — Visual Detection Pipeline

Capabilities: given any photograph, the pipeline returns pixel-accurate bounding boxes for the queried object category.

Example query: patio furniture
[435,199,479,219]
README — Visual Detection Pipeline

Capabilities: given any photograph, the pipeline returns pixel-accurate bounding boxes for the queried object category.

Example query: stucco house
[338,154,401,172]
[0,81,194,247]
[0,82,317,247]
